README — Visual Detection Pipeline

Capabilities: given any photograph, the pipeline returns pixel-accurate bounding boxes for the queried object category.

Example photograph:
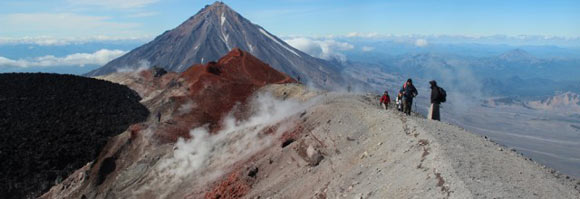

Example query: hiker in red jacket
[380,91,390,110]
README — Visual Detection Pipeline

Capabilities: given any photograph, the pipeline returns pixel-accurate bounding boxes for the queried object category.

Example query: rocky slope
[240,87,580,199]
[41,50,579,198]
[86,1,345,89]
[0,73,149,199]
[40,49,297,198]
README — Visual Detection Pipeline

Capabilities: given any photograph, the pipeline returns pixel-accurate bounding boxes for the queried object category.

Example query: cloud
[346,32,381,38]
[334,33,580,46]
[0,35,151,46]
[0,13,141,38]
[362,46,375,52]
[415,39,428,47]
[67,0,159,9]
[0,49,126,68]
[284,37,354,62]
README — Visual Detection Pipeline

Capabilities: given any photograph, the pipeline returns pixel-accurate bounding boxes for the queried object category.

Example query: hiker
[157,112,162,123]
[402,79,418,115]
[429,80,446,121]
[380,91,390,110]
[396,90,403,112]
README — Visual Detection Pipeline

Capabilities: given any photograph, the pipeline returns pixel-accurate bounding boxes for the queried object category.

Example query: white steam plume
[135,92,320,197]
[115,60,151,73]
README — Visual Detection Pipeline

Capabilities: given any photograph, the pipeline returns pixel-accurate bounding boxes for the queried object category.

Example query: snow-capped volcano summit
[86,1,345,89]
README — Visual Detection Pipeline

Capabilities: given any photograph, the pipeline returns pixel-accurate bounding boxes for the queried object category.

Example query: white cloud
[285,37,354,62]
[414,39,428,47]
[0,49,126,68]
[331,33,580,46]
[67,0,159,9]
[0,13,141,38]
[362,46,375,52]
[0,35,151,46]
[346,32,381,38]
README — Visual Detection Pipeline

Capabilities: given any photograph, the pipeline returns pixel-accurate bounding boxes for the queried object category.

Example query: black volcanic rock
[0,73,149,199]
[85,1,345,89]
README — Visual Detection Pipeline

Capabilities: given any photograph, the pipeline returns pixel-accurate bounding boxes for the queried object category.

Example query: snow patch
[221,31,231,50]
[247,42,254,52]
[259,28,301,57]
[219,12,231,50]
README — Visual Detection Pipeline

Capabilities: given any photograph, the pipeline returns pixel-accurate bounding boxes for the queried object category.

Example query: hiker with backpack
[402,79,418,116]
[429,80,446,121]
[396,90,403,112]
[380,91,391,110]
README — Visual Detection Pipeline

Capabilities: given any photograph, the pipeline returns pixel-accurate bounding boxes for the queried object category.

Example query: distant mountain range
[380,49,578,81]
[86,2,346,89]
[526,92,580,113]
[341,48,580,97]
[497,48,539,62]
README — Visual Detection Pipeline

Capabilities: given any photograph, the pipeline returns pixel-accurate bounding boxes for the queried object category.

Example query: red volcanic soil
[156,48,296,142]
[204,171,251,199]
[40,49,299,198]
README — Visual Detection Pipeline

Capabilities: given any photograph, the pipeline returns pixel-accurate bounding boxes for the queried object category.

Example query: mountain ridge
[40,82,580,198]
[498,48,539,62]
[526,92,580,113]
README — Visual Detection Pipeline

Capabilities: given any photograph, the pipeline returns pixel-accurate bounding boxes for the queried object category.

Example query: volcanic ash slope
[238,84,580,199]
[41,81,580,198]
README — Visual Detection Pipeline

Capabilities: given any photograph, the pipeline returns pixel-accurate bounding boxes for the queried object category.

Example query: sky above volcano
[1,0,579,41]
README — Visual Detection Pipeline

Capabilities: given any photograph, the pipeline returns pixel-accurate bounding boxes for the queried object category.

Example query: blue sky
[0,0,579,39]
[1,0,579,74]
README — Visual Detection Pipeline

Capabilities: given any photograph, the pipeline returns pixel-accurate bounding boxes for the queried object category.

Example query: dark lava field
[0,73,149,199]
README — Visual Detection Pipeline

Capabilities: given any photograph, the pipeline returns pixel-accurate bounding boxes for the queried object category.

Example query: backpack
[438,87,447,103]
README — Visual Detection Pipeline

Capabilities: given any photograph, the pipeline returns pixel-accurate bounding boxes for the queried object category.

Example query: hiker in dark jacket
[402,79,418,115]
[429,80,441,121]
